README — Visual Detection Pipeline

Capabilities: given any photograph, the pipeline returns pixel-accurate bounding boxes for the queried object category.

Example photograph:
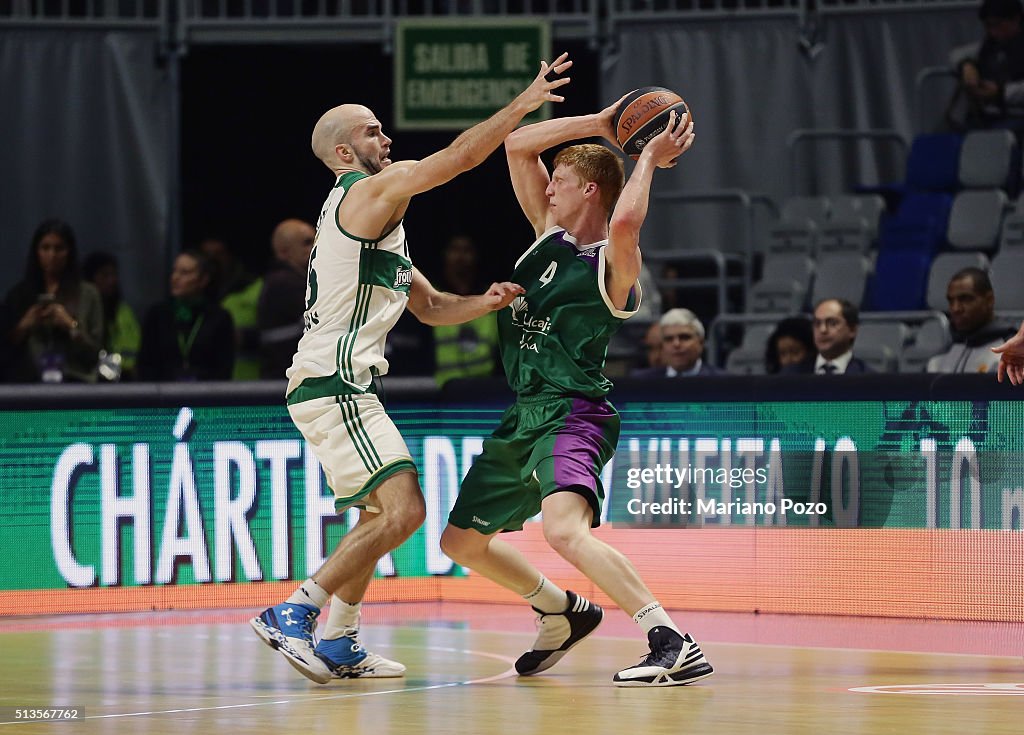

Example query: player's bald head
[311,104,373,170]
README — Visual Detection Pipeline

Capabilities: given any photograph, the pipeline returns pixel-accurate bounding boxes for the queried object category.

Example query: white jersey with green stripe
[286,171,413,404]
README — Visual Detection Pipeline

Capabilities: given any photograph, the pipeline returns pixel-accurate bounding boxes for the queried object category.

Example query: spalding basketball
[614,87,689,158]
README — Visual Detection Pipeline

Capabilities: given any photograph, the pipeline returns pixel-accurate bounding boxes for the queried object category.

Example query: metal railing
[787,128,909,197]
[653,187,778,303]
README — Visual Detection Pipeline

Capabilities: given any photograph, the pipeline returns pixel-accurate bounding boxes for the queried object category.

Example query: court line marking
[849,683,1024,695]
[0,646,517,726]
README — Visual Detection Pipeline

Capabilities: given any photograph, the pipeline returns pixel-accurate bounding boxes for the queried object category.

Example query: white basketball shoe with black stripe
[515,590,604,675]
[613,627,714,687]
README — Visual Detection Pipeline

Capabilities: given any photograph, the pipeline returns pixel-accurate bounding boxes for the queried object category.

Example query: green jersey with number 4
[286,171,414,405]
[499,226,641,398]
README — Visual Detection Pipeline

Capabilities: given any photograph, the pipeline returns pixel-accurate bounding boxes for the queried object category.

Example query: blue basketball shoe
[315,621,406,679]
[250,602,333,684]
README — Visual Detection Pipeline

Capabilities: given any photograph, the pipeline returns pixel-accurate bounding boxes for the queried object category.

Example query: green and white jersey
[499,226,641,398]
[286,171,413,405]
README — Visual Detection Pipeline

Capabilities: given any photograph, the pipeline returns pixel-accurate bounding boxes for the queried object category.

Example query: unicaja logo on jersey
[393,266,413,288]
[510,296,552,334]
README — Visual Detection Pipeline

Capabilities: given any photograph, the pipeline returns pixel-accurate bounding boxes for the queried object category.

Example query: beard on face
[351,141,385,175]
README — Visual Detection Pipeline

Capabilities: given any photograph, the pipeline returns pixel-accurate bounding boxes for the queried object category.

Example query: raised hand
[992,321,1024,385]
[640,110,696,169]
[516,53,573,112]
[597,92,630,144]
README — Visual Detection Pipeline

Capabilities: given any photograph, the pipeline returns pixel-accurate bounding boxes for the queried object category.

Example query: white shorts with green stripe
[288,393,417,512]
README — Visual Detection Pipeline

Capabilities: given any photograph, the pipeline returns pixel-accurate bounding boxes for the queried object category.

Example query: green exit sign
[395,18,551,131]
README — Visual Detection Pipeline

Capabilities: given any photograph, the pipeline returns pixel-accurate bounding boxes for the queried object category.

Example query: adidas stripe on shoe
[613,627,714,687]
[515,590,603,676]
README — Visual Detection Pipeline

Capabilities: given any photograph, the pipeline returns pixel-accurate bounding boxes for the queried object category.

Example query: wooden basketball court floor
[2,603,1022,734]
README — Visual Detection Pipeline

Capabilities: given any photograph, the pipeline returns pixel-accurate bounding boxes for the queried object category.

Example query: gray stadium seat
[958,129,1017,189]
[748,255,814,312]
[810,253,871,307]
[990,251,1024,310]
[999,212,1024,250]
[725,346,767,375]
[818,216,872,255]
[766,218,818,257]
[926,252,991,311]
[900,319,953,372]
[856,321,910,373]
[829,194,886,238]
[724,323,775,375]
[946,189,1008,250]
[856,344,898,373]
[780,196,832,225]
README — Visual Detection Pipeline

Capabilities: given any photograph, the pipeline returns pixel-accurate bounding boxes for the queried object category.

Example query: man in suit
[810,298,872,374]
[633,308,723,377]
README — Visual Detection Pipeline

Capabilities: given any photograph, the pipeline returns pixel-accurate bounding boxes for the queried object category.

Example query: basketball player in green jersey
[251,54,572,684]
[441,106,714,687]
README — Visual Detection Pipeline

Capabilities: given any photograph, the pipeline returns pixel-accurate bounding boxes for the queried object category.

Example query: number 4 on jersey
[539,261,557,287]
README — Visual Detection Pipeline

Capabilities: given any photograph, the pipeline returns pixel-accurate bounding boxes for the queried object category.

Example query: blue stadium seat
[865,250,934,310]
[905,133,964,192]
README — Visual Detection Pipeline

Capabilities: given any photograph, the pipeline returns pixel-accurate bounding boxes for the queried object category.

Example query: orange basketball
[614,87,690,158]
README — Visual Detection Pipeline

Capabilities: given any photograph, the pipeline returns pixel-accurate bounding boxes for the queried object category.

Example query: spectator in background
[433,235,499,386]
[201,235,261,379]
[633,308,723,377]
[3,219,103,382]
[200,235,256,299]
[927,267,1015,373]
[630,321,664,376]
[992,319,1024,383]
[82,252,141,381]
[258,218,316,379]
[955,0,1024,134]
[806,298,872,374]
[137,250,235,381]
[765,316,815,374]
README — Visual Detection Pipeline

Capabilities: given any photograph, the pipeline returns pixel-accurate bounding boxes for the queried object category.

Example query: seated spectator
[630,321,664,376]
[2,219,103,382]
[82,252,141,381]
[954,0,1024,134]
[258,218,315,379]
[137,250,235,381]
[433,235,499,386]
[927,267,1016,373]
[200,235,261,379]
[765,316,815,374]
[632,308,724,378]
[799,298,873,374]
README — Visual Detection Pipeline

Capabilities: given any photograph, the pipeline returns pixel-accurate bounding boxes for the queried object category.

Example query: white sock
[632,602,680,635]
[323,597,361,640]
[286,578,330,610]
[523,576,569,614]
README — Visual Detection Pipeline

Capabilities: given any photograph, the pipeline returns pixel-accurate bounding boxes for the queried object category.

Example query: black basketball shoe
[613,627,714,687]
[515,590,604,675]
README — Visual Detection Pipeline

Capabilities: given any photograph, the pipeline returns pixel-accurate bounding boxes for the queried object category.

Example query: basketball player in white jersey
[251,53,573,684]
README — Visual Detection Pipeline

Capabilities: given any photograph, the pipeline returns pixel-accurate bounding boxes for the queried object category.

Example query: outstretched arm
[992,320,1024,385]
[504,95,626,236]
[406,268,524,327]
[366,54,572,210]
[604,110,695,310]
